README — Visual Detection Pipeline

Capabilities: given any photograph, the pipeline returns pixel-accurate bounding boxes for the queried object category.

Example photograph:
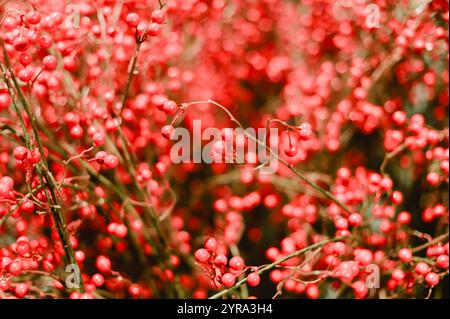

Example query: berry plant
[0,0,448,299]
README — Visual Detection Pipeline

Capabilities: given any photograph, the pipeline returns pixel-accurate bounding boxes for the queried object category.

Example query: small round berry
[29,150,41,164]
[43,55,57,71]
[436,255,449,269]
[391,268,405,282]
[284,144,298,157]
[18,69,32,82]
[163,100,178,115]
[9,261,23,276]
[426,172,440,186]
[115,224,128,238]
[20,200,35,214]
[0,93,12,110]
[194,248,210,264]
[13,37,29,51]
[425,272,439,286]
[306,284,320,299]
[15,283,29,298]
[63,56,76,71]
[25,11,41,25]
[148,23,162,36]
[39,35,52,49]
[92,273,105,287]
[92,132,105,146]
[104,154,119,169]
[415,262,431,275]
[214,254,228,267]
[229,256,245,271]
[13,146,29,161]
[352,281,368,298]
[348,213,362,227]
[70,125,83,139]
[95,151,107,162]
[96,255,112,273]
[334,217,348,230]
[397,211,411,225]
[204,237,218,253]
[151,10,166,24]
[161,125,175,139]
[398,248,412,262]
[392,111,407,126]
[19,52,33,66]
[16,241,30,256]
[332,242,346,256]
[298,122,313,140]
[221,273,236,287]
[129,284,142,298]
[247,272,260,287]
[390,191,403,205]
[125,13,140,28]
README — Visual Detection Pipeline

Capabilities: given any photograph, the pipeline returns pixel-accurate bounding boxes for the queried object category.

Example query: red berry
[19,52,32,66]
[0,93,12,110]
[348,213,362,227]
[148,23,162,36]
[161,125,174,139]
[352,281,368,298]
[13,37,29,51]
[425,272,439,286]
[9,261,23,276]
[398,248,412,262]
[13,146,29,161]
[163,100,178,115]
[298,122,313,140]
[92,132,105,146]
[96,255,112,273]
[25,11,41,24]
[415,262,431,275]
[204,237,218,253]
[125,13,140,28]
[151,10,166,24]
[115,224,128,238]
[92,273,105,287]
[397,211,411,224]
[221,273,236,287]
[229,256,245,271]
[247,272,260,287]
[15,283,29,298]
[194,248,210,264]
[43,55,57,70]
[436,255,449,269]
[214,254,228,267]
[104,154,119,169]
[16,241,30,256]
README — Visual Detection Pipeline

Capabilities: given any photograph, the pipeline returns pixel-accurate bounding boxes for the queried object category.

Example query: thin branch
[181,100,353,215]
[209,235,349,299]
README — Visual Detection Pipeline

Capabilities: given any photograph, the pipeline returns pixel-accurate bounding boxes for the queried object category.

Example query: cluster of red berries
[194,237,261,290]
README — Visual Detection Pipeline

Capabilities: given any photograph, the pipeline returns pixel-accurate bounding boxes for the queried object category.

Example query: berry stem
[209,235,349,299]
[411,233,449,254]
[181,100,353,215]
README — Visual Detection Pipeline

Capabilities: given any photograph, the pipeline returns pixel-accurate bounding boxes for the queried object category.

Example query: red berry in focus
[126,13,140,28]
[194,248,210,264]
[247,272,260,287]
[221,273,236,287]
